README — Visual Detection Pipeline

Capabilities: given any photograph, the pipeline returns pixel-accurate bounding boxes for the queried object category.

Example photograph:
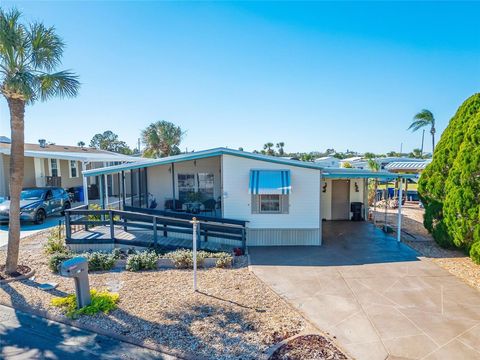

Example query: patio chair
[164,199,184,211]
[201,198,216,216]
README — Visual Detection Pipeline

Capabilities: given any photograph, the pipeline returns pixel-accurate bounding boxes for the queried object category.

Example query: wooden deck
[69,226,235,252]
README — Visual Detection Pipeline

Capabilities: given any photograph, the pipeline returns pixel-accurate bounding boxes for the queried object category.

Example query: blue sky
[0,1,479,154]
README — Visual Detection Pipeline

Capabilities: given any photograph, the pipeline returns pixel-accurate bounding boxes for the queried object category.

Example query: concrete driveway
[249,221,480,360]
[0,216,61,249]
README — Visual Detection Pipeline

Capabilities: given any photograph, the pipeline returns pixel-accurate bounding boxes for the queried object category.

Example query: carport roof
[321,168,414,180]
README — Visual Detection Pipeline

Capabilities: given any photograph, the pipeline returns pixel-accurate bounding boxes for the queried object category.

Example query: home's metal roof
[321,168,412,180]
[82,147,413,179]
[0,147,141,163]
[385,160,431,171]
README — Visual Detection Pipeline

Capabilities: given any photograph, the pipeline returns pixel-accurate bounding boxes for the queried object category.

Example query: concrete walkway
[0,304,174,359]
[249,222,480,360]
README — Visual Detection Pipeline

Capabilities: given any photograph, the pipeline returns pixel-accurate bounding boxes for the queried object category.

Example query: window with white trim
[251,194,289,214]
[69,160,79,178]
[50,159,59,177]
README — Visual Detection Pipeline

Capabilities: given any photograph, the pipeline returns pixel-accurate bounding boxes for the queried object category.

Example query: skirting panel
[247,228,321,246]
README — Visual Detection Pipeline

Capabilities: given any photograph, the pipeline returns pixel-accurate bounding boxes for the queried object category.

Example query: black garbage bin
[350,202,363,221]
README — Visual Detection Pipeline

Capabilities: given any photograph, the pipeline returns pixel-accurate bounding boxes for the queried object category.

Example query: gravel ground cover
[373,203,480,292]
[0,233,305,359]
[269,334,348,360]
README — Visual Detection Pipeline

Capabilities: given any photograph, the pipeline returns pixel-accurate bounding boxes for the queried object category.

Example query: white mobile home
[80,148,405,247]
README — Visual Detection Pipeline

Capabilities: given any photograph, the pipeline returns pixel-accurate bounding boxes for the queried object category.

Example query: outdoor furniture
[201,199,216,216]
[182,201,204,214]
[164,199,184,211]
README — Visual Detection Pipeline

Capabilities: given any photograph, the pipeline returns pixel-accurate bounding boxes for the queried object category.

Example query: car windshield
[20,189,45,201]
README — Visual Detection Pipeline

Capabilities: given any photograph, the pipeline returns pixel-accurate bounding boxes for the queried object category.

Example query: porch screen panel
[249,170,291,195]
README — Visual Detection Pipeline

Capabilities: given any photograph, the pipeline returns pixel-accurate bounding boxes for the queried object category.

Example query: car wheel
[61,202,71,216]
[34,209,46,225]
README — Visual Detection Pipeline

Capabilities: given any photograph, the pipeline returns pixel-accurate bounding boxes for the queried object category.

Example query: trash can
[77,186,84,202]
[350,202,364,221]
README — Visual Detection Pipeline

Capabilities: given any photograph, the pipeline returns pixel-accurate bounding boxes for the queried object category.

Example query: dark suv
[0,187,71,224]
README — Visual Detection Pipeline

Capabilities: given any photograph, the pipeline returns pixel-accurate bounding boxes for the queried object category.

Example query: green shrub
[215,253,233,268]
[43,227,67,255]
[126,251,158,271]
[48,252,73,273]
[83,251,117,271]
[418,93,480,249]
[51,289,119,319]
[469,242,480,265]
[163,249,207,269]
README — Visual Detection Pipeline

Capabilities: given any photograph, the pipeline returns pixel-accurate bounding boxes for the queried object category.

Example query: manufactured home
[76,148,407,248]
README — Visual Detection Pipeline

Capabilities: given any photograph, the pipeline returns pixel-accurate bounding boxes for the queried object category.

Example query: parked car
[0,187,71,224]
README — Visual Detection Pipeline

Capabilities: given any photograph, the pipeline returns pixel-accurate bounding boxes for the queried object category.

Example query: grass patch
[51,289,119,319]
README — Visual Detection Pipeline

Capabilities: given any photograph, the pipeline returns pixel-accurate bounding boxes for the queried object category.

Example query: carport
[321,169,413,243]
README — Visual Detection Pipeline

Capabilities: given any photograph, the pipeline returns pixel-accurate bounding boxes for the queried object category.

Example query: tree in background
[342,161,352,168]
[367,159,380,221]
[262,142,275,156]
[276,142,285,156]
[408,148,423,159]
[409,109,436,152]
[0,8,80,273]
[364,152,376,159]
[77,141,85,147]
[90,130,132,154]
[141,120,184,158]
[418,93,480,249]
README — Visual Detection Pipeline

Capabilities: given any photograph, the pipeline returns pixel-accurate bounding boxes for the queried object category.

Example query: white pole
[190,217,199,292]
[104,174,109,207]
[82,164,89,206]
[397,177,403,242]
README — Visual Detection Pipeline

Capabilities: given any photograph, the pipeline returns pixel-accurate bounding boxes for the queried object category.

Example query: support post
[109,210,115,240]
[153,217,158,245]
[171,163,176,210]
[190,217,199,292]
[82,169,89,206]
[121,171,126,210]
[242,227,246,254]
[65,210,71,240]
[397,178,403,242]
[104,174,109,207]
[99,175,105,210]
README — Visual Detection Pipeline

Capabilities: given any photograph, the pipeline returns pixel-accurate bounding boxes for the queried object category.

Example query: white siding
[222,154,321,246]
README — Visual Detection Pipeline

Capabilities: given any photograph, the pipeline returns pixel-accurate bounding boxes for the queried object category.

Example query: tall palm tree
[0,8,80,274]
[263,142,274,156]
[276,142,285,156]
[141,120,184,158]
[409,109,436,152]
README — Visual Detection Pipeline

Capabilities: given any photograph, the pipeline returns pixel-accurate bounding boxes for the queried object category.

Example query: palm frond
[36,70,80,101]
[28,22,64,71]
[408,109,435,132]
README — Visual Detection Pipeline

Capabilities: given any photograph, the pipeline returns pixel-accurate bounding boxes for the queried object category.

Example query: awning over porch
[249,170,291,194]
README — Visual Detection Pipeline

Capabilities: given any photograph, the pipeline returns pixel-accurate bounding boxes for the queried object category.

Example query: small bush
[43,227,67,255]
[163,249,208,269]
[126,251,158,271]
[215,253,233,268]
[51,289,119,319]
[84,252,117,271]
[470,242,480,265]
[48,252,73,273]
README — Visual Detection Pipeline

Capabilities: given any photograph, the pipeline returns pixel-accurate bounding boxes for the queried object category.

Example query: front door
[331,180,350,220]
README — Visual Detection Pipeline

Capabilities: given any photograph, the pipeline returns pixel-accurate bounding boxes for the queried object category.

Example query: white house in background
[339,156,363,168]
[314,156,341,168]
[346,157,427,170]
[0,137,140,200]
[82,148,405,247]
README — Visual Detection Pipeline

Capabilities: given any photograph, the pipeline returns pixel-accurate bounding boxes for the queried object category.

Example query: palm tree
[141,120,184,158]
[409,109,436,152]
[276,142,285,156]
[77,141,85,148]
[0,8,80,273]
[263,142,274,156]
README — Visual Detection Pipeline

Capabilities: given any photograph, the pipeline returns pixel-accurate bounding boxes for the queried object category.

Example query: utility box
[59,257,91,308]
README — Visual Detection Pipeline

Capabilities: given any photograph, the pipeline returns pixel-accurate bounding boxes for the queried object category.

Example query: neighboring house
[82,147,403,246]
[344,157,427,170]
[339,156,363,168]
[385,159,431,174]
[314,156,341,168]
[0,137,140,199]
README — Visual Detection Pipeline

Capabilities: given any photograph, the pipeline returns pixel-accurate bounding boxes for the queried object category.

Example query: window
[198,173,214,200]
[69,161,78,178]
[50,159,59,177]
[178,174,196,202]
[260,195,281,213]
[252,194,289,214]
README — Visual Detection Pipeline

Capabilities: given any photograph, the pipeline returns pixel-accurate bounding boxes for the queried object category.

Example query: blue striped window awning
[249,170,291,194]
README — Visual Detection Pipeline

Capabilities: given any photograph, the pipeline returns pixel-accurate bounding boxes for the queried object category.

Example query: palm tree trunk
[432,133,435,153]
[5,98,25,274]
